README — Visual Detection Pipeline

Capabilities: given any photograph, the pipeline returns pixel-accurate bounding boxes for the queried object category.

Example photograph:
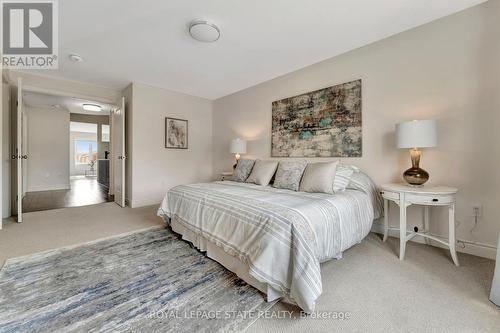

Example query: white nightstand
[381,183,459,266]
[220,171,233,181]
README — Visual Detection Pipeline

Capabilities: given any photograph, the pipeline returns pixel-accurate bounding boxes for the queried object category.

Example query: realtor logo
[1,0,58,68]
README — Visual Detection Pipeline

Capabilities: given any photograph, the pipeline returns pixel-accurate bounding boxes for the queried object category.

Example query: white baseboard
[371,221,497,260]
[130,198,161,209]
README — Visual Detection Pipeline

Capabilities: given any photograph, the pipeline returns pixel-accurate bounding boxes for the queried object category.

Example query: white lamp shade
[230,138,247,154]
[396,120,437,149]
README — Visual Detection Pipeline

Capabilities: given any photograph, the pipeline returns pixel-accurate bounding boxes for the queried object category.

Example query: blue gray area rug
[0,227,274,332]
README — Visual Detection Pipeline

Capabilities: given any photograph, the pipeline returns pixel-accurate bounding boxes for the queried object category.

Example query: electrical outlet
[472,205,482,218]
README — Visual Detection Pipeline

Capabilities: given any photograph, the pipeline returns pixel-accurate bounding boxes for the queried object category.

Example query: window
[101,124,110,142]
[75,140,97,165]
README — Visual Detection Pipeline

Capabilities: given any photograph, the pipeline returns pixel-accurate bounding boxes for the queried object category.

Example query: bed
[157,173,382,313]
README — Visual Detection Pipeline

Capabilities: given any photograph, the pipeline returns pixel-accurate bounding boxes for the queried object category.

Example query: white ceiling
[23,91,113,115]
[30,0,485,99]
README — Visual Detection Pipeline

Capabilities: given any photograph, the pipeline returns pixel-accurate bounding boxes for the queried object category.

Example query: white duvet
[158,180,380,312]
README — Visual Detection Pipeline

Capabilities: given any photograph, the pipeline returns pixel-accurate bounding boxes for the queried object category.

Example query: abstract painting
[271,79,362,157]
[165,117,188,149]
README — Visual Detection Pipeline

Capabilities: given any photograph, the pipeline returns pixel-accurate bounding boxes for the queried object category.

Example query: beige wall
[213,1,500,257]
[26,107,70,192]
[127,83,213,207]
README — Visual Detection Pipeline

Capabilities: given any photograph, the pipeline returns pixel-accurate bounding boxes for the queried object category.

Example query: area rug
[0,227,274,332]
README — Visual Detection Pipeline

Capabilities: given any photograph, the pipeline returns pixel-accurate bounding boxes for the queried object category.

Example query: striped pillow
[333,165,357,192]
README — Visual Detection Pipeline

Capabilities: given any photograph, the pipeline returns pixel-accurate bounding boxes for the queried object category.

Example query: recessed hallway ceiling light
[189,19,220,43]
[82,104,102,112]
[69,54,84,62]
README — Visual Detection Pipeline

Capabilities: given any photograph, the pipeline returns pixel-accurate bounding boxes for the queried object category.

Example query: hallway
[22,176,112,213]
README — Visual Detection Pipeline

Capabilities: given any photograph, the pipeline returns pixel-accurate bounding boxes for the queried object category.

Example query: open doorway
[18,91,114,213]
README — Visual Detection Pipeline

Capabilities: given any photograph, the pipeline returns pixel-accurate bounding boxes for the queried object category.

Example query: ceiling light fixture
[189,19,220,43]
[82,104,102,112]
[69,54,84,62]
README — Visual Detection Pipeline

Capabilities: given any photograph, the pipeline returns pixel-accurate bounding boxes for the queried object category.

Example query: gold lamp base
[233,154,241,169]
[403,167,429,186]
[403,148,429,186]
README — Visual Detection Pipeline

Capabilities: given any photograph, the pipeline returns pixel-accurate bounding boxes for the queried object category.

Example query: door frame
[4,76,125,219]
[110,97,126,207]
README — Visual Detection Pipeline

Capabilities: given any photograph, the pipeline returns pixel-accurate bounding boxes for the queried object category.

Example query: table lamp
[230,138,247,168]
[396,120,437,186]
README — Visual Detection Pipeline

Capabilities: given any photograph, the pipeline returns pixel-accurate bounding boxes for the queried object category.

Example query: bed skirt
[167,216,294,307]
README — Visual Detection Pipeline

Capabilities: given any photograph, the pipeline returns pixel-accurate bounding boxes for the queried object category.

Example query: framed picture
[271,79,362,157]
[165,117,188,149]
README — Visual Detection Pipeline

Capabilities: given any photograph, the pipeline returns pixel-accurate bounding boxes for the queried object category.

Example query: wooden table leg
[449,203,460,266]
[383,199,389,242]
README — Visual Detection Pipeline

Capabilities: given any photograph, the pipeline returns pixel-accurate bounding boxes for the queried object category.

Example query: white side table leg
[383,198,389,242]
[399,194,407,260]
[424,206,430,245]
[449,203,460,266]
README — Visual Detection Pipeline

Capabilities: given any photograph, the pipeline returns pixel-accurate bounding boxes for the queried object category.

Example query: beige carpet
[248,234,499,333]
[1,203,498,332]
[0,202,163,266]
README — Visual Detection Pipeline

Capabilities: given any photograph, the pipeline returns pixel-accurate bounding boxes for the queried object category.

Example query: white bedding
[158,180,380,313]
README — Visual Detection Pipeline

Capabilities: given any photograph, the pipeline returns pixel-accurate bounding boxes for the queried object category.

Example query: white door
[16,78,24,222]
[112,97,126,207]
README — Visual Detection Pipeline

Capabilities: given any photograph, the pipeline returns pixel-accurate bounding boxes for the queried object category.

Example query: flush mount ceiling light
[189,19,220,43]
[82,104,102,112]
[69,54,83,62]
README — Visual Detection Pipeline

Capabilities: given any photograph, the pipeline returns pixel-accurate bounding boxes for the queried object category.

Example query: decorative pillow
[246,160,279,186]
[299,161,339,194]
[333,165,355,192]
[273,160,307,191]
[232,159,255,182]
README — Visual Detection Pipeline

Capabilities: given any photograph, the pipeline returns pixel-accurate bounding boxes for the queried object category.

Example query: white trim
[129,197,160,209]
[371,221,497,260]
[4,70,120,104]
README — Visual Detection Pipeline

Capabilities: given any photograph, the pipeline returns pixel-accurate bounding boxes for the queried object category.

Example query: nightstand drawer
[381,191,399,202]
[406,193,454,205]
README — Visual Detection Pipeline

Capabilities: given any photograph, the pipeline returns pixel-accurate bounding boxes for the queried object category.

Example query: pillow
[232,159,255,182]
[333,165,355,192]
[299,161,339,194]
[273,160,307,191]
[246,160,279,186]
